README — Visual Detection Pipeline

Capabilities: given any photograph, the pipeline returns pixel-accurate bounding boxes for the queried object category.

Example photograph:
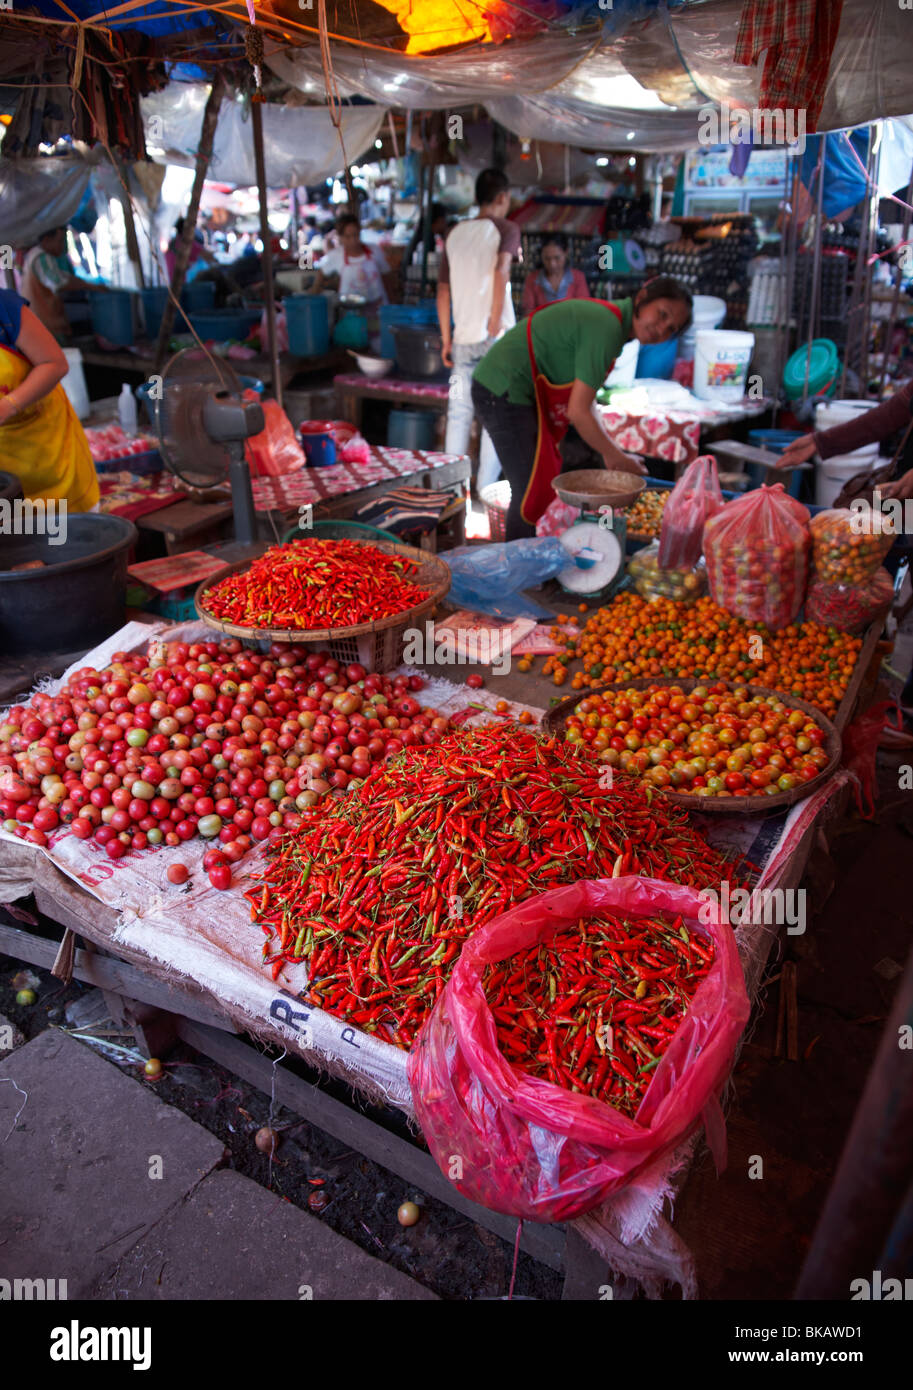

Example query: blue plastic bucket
[285,294,329,357]
[747,428,804,497]
[636,336,679,380]
[91,291,134,347]
[388,407,435,451]
[300,421,337,466]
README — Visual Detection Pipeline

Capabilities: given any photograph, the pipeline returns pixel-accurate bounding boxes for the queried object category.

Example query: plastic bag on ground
[805,566,894,634]
[657,454,723,570]
[444,537,570,619]
[244,394,306,477]
[408,877,749,1224]
[703,483,810,631]
[628,540,707,604]
[809,507,894,586]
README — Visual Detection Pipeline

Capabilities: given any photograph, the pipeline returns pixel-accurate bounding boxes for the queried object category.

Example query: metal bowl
[553,468,646,510]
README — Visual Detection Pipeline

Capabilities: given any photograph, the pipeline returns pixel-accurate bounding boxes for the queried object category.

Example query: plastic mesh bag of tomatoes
[408,877,749,1224]
[809,507,894,586]
[805,566,894,635]
[703,484,810,631]
[657,454,724,570]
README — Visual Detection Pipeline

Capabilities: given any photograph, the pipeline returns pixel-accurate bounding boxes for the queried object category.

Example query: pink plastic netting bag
[657,455,724,570]
[703,483,810,631]
[408,877,749,1224]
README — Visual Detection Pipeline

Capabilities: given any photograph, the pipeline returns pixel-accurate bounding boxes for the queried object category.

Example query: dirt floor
[2,745,909,1301]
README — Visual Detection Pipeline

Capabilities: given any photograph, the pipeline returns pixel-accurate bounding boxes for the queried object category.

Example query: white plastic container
[814,399,879,457]
[605,338,640,388]
[677,295,726,362]
[60,347,89,420]
[816,453,887,508]
[693,329,755,402]
[118,382,138,434]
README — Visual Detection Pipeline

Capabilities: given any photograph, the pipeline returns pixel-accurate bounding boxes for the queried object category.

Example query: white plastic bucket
[815,453,887,508]
[61,347,89,420]
[693,330,755,402]
[677,296,726,362]
[605,338,640,388]
[814,399,879,457]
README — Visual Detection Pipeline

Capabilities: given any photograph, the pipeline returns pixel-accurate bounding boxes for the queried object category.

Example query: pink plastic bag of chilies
[703,483,810,631]
[657,454,724,570]
[408,877,749,1224]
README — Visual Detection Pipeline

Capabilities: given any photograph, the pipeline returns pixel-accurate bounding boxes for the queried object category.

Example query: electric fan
[153,350,265,544]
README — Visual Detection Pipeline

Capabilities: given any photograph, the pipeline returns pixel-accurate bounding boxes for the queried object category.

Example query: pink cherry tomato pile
[562,682,832,799]
[0,638,450,888]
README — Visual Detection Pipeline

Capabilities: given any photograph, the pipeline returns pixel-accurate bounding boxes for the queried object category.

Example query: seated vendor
[0,287,98,512]
[23,226,107,342]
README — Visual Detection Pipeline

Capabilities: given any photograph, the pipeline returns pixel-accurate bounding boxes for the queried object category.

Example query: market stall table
[0,601,884,1296]
[75,339,351,394]
[250,444,470,541]
[333,372,450,448]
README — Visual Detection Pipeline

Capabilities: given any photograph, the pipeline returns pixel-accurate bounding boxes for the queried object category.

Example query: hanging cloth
[734,0,844,132]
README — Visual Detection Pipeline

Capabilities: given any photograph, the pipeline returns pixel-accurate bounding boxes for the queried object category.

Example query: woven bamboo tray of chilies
[194,538,452,645]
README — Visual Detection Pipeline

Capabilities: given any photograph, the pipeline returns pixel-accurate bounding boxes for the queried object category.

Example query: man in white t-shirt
[437,169,521,491]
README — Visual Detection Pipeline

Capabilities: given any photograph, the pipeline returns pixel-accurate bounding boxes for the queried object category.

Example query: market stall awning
[267,0,913,143]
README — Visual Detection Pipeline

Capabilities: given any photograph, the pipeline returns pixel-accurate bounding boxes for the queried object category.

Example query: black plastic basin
[0,513,137,654]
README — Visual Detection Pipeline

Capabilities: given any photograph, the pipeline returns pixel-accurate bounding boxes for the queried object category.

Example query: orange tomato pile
[541,593,861,718]
[562,683,832,799]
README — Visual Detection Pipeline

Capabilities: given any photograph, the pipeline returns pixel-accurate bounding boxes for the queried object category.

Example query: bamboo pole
[251,94,282,410]
[154,73,224,373]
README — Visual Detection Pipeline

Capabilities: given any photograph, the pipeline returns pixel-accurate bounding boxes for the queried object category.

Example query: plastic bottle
[118,382,138,435]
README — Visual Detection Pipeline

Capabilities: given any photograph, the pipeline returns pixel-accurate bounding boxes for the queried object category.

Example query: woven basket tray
[194,538,451,644]
[543,676,842,816]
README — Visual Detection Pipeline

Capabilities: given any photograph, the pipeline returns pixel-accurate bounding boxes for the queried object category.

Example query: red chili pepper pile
[247,725,747,1048]
[203,539,430,631]
[484,912,714,1117]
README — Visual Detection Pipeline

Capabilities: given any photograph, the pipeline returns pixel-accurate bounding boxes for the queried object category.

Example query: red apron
[519,299,623,525]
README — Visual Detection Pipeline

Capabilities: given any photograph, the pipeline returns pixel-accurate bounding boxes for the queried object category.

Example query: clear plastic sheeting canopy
[0,154,94,249]
[139,85,386,188]
[270,0,913,145]
[266,30,603,112]
[486,96,703,154]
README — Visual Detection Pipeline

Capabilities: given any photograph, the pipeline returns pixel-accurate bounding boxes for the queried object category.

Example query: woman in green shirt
[472,277,692,539]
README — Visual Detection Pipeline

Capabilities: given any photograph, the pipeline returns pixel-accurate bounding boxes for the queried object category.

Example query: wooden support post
[154,73,224,372]
[251,94,282,411]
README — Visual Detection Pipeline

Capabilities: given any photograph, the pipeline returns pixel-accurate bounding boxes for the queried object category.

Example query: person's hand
[486,317,499,341]
[774,433,816,469]
[441,343,454,368]
[604,449,647,477]
[0,395,19,426]
[878,471,913,501]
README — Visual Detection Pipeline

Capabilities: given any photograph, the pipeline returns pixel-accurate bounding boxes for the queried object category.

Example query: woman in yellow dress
[0,287,98,512]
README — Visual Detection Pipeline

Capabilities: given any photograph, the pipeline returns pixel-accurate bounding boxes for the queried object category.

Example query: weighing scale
[552,468,645,602]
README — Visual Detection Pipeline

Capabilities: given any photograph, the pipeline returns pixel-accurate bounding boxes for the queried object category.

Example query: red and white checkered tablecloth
[598,398,772,467]
[250,446,466,512]
[333,372,450,402]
